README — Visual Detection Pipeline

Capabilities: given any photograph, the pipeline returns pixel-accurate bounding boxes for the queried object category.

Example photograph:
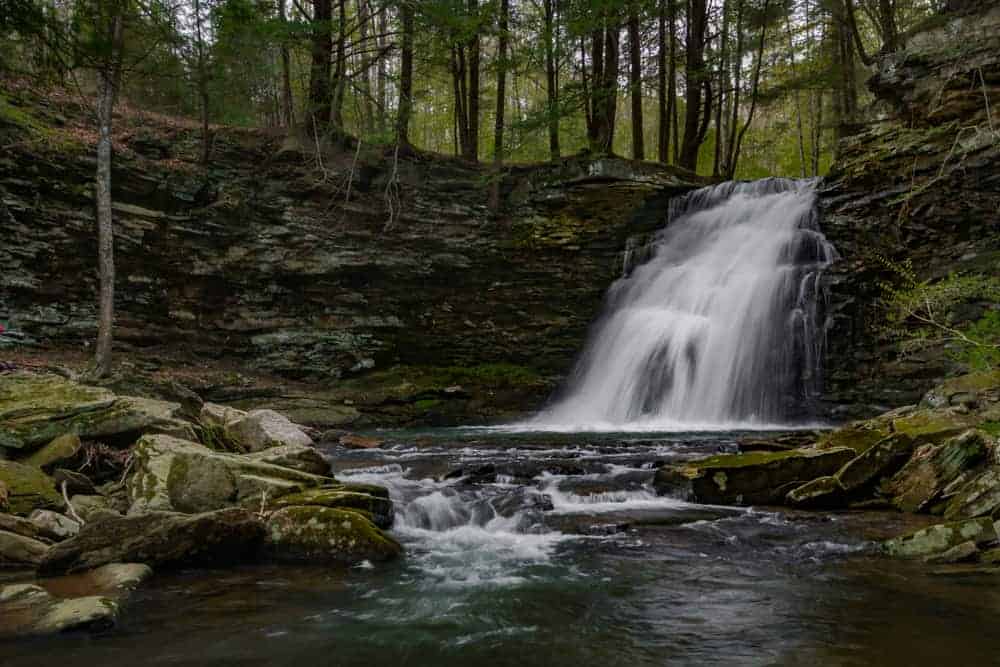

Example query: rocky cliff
[819,3,1000,419]
[0,97,704,426]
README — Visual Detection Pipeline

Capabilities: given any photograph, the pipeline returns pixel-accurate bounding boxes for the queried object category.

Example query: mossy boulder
[942,467,1000,520]
[264,506,401,565]
[126,434,332,514]
[0,373,193,451]
[890,409,980,443]
[0,460,63,515]
[921,370,1000,409]
[883,429,989,513]
[226,409,313,452]
[836,433,917,493]
[653,447,856,505]
[19,433,81,470]
[0,530,51,566]
[39,508,266,575]
[883,517,996,558]
[814,424,892,455]
[785,475,846,508]
[270,485,394,529]
[0,590,118,639]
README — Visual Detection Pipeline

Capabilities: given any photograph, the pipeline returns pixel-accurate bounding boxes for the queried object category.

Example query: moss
[892,411,975,441]
[414,399,443,411]
[981,421,1000,437]
[685,448,828,470]
[815,425,892,454]
[0,460,63,515]
[266,506,401,563]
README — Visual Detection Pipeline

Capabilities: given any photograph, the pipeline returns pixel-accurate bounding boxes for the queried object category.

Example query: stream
[6,429,1000,665]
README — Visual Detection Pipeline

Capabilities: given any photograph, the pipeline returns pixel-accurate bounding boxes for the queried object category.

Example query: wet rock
[0,480,8,512]
[264,506,401,565]
[836,433,916,492]
[0,460,63,515]
[654,447,856,505]
[227,409,313,452]
[338,434,383,449]
[244,443,332,477]
[68,494,116,523]
[38,508,266,575]
[0,373,189,451]
[883,429,988,513]
[0,582,119,638]
[269,485,394,529]
[883,517,996,558]
[20,434,81,470]
[0,512,53,542]
[126,434,331,514]
[0,529,50,565]
[28,510,80,541]
[53,468,96,496]
[921,371,1000,409]
[923,540,979,564]
[199,402,247,430]
[786,475,846,508]
[942,466,1000,520]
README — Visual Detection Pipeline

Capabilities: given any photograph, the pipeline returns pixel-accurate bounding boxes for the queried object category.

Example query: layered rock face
[819,4,1000,418]
[0,105,702,423]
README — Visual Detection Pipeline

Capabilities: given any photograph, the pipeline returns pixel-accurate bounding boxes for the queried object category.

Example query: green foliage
[878,255,1000,371]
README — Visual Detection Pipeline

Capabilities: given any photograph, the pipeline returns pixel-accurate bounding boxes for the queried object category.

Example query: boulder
[270,484,394,529]
[883,429,988,513]
[924,540,979,565]
[0,529,50,566]
[244,444,332,476]
[126,434,331,514]
[19,433,80,469]
[53,468,96,495]
[264,506,401,565]
[38,508,266,575]
[68,494,116,522]
[339,434,383,449]
[0,460,63,515]
[199,402,247,430]
[942,467,1000,520]
[28,509,81,540]
[0,512,52,542]
[836,433,916,492]
[0,373,191,450]
[0,584,118,638]
[883,517,996,558]
[785,475,845,508]
[653,447,856,505]
[920,371,1000,409]
[227,409,313,452]
[0,480,7,512]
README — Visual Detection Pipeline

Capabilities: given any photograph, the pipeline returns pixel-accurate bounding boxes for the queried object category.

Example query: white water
[531,179,837,431]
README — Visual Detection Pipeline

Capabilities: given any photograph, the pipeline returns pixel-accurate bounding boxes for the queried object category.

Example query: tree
[627,1,643,160]
[679,0,708,171]
[308,0,333,129]
[543,0,560,159]
[396,0,413,145]
[491,0,509,211]
[192,0,211,162]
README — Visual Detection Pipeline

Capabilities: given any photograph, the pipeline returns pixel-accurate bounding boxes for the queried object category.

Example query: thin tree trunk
[657,0,668,163]
[358,0,374,133]
[278,0,294,126]
[729,0,772,179]
[396,0,413,145]
[491,0,509,212]
[628,3,643,160]
[544,0,560,160]
[308,0,333,128]
[377,2,387,131]
[93,6,125,379]
[679,0,708,171]
[668,0,678,163]
[712,0,731,177]
[785,8,806,177]
[194,0,210,163]
[843,0,874,66]
[466,0,480,161]
[331,0,347,131]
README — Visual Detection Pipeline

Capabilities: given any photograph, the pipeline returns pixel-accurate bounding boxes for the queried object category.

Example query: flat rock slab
[883,517,996,558]
[38,507,266,575]
[654,447,856,505]
[265,506,401,565]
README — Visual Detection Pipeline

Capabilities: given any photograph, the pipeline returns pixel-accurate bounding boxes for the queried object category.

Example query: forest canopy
[1,0,949,177]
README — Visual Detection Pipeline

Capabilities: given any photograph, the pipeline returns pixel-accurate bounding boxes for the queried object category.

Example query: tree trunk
[308,0,333,129]
[396,0,413,145]
[544,0,560,160]
[657,0,668,163]
[377,3,387,131]
[331,0,347,131]
[92,6,125,379]
[668,0,678,163]
[491,0,509,212]
[628,4,643,160]
[587,10,619,155]
[466,0,480,162]
[278,0,294,126]
[785,8,806,177]
[358,0,374,134]
[679,0,708,171]
[194,0,210,163]
[728,0,771,179]
[724,0,745,176]
[712,0,731,177]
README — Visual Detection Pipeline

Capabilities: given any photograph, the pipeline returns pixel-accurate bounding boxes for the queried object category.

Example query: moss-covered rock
[0,460,63,515]
[883,517,996,558]
[653,447,856,505]
[19,433,81,470]
[836,433,917,493]
[942,466,1000,520]
[0,373,192,451]
[814,425,891,455]
[264,505,401,565]
[270,485,394,529]
[921,371,1000,409]
[126,434,332,514]
[785,475,846,508]
[883,429,988,513]
[0,529,51,566]
[39,507,266,574]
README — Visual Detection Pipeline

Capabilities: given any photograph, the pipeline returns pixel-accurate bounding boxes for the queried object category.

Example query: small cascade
[533,178,837,430]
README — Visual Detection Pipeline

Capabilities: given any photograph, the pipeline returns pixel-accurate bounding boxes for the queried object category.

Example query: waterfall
[533,178,837,431]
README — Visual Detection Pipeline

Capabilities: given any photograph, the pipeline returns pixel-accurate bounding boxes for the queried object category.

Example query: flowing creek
[6,429,1000,665]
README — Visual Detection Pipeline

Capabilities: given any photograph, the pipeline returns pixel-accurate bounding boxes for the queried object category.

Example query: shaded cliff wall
[0,101,704,424]
[820,4,1000,419]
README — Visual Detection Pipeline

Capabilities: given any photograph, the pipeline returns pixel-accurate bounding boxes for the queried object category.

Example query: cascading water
[533,178,837,430]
